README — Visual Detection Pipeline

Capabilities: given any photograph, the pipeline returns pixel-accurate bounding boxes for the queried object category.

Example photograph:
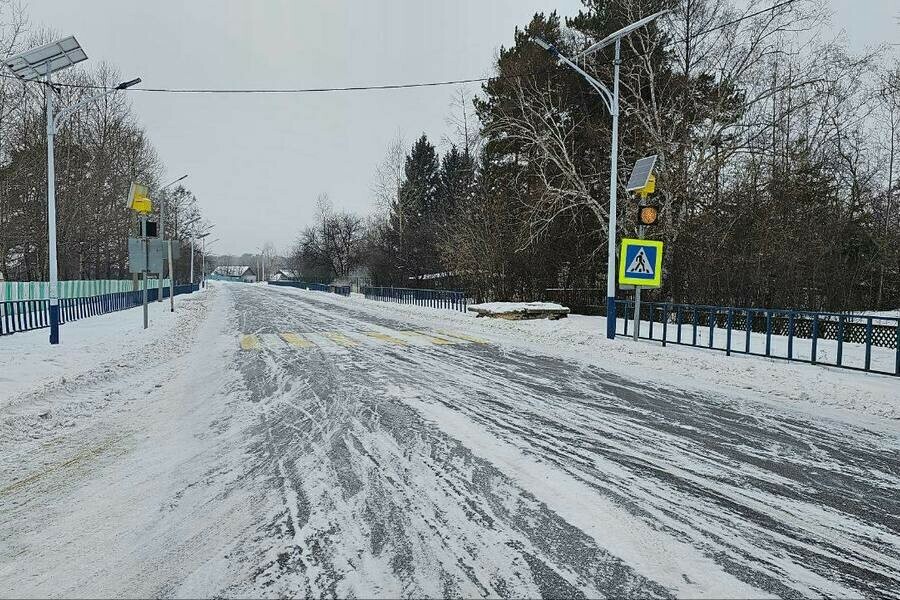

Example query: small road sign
[619,238,663,287]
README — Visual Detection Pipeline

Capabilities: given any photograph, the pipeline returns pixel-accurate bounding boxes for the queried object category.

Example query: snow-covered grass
[0,287,212,414]
[271,286,900,424]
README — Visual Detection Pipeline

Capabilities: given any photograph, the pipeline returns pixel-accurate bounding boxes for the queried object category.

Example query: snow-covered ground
[2,281,898,598]
[1,288,210,410]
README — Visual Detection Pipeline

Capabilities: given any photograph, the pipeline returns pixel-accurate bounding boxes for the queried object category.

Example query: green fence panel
[0,279,169,301]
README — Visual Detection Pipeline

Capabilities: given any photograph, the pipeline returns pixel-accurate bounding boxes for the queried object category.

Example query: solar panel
[625,155,657,192]
[574,10,670,59]
[3,36,87,81]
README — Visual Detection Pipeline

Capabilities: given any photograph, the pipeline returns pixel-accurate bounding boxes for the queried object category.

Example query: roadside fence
[363,286,467,312]
[1,283,199,336]
[617,300,899,376]
[269,280,351,296]
[1,278,170,302]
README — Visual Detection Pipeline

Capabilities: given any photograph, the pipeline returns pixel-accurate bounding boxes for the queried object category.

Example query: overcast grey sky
[23,0,899,256]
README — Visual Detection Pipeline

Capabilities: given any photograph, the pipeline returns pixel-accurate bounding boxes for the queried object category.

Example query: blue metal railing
[0,283,200,336]
[363,286,467,312]
[269,280,351,296]
[617,300,899,376]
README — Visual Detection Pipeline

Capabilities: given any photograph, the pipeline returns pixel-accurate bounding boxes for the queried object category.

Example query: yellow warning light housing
[637,173,656,198]
[127,182,152,214]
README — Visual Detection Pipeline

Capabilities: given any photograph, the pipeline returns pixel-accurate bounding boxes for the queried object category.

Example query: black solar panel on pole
[626,155,658,192]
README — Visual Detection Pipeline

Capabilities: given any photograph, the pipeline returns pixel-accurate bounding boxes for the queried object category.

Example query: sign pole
[158,195,164,302]
[633,225,645,342]
[168,239,174,312]
[142,216,149,329]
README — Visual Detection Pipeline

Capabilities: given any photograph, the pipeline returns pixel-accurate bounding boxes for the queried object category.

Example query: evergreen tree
[390,134,440,280]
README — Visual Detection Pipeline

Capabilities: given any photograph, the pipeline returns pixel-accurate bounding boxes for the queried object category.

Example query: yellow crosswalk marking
[364,331,408,345]
[324,332,359,347]
[437,331,487,344]
[279,332,313,348]
[403,331,458,345]
[239,334,260,350]
[239,329,483,351]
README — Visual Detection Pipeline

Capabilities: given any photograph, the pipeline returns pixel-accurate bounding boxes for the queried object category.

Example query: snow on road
[1,282,898,598]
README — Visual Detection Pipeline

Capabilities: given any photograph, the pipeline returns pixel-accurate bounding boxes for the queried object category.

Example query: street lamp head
[197,232,211,239]
[116,77,142,90]
[160,174,189,191]
[3,36,87,81]
[532,37,561,59]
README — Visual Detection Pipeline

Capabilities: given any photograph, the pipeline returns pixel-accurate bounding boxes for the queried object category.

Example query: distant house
[269,269,300,282]
[210,265,257,283]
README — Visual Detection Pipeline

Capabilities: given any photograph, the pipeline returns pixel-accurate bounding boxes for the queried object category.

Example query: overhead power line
[0,1,799,95]
[0,70,498,93]
[665,0,798,47]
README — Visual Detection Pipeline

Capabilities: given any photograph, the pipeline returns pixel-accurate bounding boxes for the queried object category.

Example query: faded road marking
[364,331,408,345]
[279,332,313,348]
[324,332,360,347]
[403,331,460,345]
[239,334,261,350]
[438,331,488,344]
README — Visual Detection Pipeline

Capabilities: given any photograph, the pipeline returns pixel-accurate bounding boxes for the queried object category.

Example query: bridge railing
[362,286,467,312]
[269,280,351,296]
[616,300,899,376]
[0,283,200,336]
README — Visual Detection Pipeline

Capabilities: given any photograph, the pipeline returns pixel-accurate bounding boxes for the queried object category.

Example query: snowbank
[468,301,570,319]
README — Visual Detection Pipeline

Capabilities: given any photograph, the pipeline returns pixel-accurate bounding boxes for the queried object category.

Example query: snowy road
[2,283,899,598]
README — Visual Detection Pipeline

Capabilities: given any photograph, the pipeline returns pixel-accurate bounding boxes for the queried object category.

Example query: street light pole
[5,36,140,344]
[195,229,212,287]
[533,9,668,340]
[44,70,60,344]
[158,174,187,303]
[183,216,201,286]
[607,37,621,340]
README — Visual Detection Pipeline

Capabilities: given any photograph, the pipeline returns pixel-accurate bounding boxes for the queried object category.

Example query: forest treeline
[293,0,900,312]
[0,4,208,285]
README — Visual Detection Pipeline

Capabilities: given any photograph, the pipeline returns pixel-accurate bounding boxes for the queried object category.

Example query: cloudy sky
[22,0,900,256]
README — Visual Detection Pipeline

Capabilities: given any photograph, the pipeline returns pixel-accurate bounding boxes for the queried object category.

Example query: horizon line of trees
[291,0,900,312]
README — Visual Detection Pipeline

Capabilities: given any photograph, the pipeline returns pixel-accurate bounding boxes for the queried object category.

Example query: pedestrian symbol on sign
[618,238,664,287]
[626,248,653,275]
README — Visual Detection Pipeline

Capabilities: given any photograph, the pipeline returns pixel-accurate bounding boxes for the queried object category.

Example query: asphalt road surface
[2,283,898,598]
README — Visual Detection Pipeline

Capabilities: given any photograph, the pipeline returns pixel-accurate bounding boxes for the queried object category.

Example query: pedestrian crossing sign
[618,238,663,287]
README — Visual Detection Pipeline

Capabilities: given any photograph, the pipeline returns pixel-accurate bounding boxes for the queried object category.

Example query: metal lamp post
[202,237,219,286]
[3,36,141,344]
[183,216,201,285]
[158,174,188,304]
[193,228,213,285]
[533,9,668,339]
